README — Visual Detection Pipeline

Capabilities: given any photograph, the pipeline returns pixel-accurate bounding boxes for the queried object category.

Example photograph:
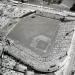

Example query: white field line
[5,19,20,37]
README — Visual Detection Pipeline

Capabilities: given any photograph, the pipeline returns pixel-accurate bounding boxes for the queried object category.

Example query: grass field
[8,14,60,57]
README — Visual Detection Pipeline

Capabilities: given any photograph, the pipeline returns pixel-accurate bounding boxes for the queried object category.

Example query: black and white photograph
[0,0,75,75]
